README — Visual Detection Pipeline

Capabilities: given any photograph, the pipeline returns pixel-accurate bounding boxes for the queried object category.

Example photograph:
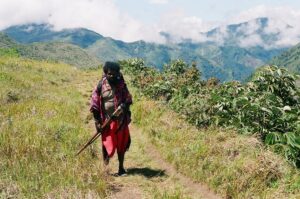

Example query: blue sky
[1,0,300,47]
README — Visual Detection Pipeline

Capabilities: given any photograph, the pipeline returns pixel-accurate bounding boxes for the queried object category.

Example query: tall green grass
[0,57,106,198]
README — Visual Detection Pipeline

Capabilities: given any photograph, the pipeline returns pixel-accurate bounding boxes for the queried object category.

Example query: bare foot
[104,156,110,166]
[117,168,127,176]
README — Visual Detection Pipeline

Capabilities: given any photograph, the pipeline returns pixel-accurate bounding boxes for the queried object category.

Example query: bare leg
[102,146,109,166]
[117,152,126,175]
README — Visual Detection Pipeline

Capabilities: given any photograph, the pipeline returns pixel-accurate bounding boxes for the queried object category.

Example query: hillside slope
[0,33,101,68]
[18,42,101,68]
[1,53,300,198]
[269,43,300,73]
[0,33,18,48]
[0,55,219,198]
[121,59,300,198]
[3,24,103,48]
[0,56,107,198]
[130,89,300,199]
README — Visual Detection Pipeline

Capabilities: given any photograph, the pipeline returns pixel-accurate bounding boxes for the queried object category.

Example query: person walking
[90,61,132,176]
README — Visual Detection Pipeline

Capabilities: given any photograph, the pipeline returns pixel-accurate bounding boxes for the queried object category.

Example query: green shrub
[121,59,300,166]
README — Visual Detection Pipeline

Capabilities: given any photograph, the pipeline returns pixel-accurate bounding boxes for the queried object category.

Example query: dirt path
[77,71,222,199]
[132,125,222,199]
[105,125,222,199]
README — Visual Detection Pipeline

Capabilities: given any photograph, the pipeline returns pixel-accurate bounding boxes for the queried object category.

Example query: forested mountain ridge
[0,32,101,68]
[2,17,291,81]
[269,43,300,73]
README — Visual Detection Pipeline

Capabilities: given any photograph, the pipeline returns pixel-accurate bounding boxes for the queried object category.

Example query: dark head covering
[103,61,120,74]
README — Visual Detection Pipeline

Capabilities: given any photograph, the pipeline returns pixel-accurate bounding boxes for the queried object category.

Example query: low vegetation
[121,58,300,167]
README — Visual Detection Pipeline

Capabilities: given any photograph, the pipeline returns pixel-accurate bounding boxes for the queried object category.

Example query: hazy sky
[116,0,300,23]
[1,0,300,47]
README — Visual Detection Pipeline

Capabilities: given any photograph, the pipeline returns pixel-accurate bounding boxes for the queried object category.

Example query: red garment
[101,120,130,157]
[90,75,132,157]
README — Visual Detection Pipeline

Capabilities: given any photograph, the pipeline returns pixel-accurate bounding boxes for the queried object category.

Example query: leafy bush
[121,59,300,166]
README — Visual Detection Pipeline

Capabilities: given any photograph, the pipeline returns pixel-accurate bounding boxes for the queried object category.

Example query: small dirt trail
[133,125,222,199]
[76,71,222,199]
[105,124,220,199]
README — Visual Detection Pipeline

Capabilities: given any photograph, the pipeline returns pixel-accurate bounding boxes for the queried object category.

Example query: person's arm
[124,83,133,106]
[92,109,101,123]
[90,81,103,132]
[118,83,131,113]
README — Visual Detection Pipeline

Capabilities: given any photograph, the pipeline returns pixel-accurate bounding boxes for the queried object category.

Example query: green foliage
[122,59,300,167]
[121,59,202,101]
[207,66,300,166]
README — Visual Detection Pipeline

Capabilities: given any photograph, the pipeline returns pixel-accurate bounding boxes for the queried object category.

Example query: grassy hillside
[0,33,101,68]
[0,54,198,198]
[123,58,300,198]
[0,33,19,57]
[3,24,103,48]
[2,46,300,198]
[0,33,18,48]
[0,56,106,198]
[18,42,101,68]
[87,38,131,62]
[270,43,300,73]
[131,97,300,198]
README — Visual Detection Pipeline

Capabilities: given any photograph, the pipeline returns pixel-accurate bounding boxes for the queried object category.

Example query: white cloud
[0,0,157,42]
[210,26,229,45]
[239,34,263,48]
[229,5,300,48]
[156,10,217,43]
[148,0,169,5]
[0,0,213,44]
[1,1,300,48]
[153,5,300,48]
[236,20,261,36]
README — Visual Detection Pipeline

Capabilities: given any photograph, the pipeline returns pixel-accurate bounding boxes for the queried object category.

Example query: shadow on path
[127,167,167,178]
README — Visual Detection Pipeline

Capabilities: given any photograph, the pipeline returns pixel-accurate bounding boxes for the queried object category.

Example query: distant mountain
[0,32,101,67]
[269,43,300,73]
[0,32,18,48]
[0,33,19,56]
[18,42,101,68]
[2,18,291,81]
[203,18,278,46]
[3,24,103,48]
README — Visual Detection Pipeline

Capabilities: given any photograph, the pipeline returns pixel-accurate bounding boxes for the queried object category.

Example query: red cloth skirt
[101,120,130,157]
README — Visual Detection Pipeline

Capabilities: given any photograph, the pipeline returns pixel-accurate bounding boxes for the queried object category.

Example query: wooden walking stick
[76,106,122,156]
